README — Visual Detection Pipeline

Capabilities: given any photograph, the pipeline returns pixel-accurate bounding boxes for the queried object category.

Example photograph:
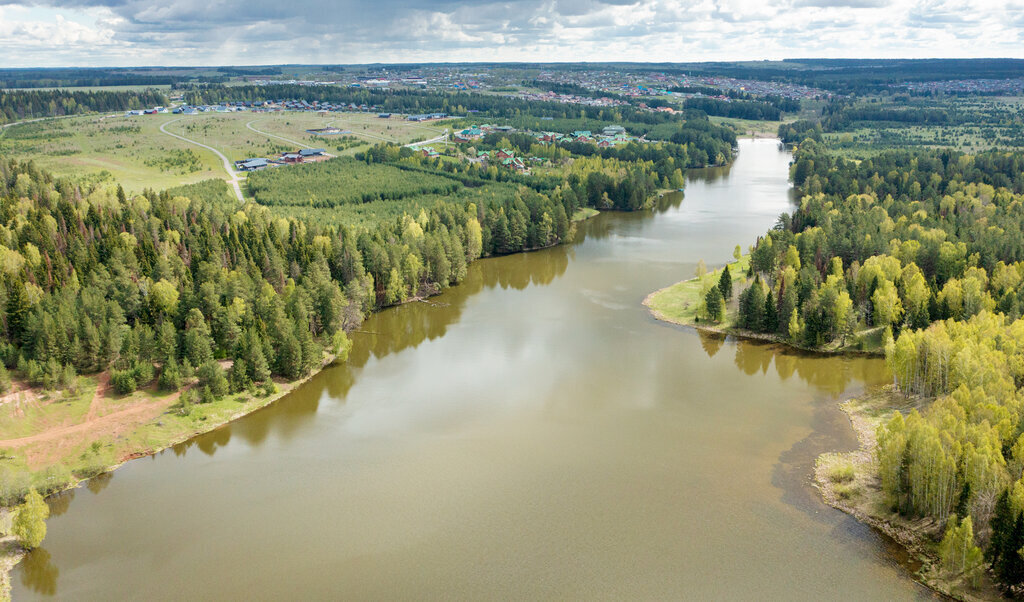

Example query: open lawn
[0,111,455,193]
[709,116,786,137]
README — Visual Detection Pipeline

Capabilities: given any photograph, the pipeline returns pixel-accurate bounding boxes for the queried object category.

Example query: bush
[828,462,856,483]
[110,369,137,395]
[158,358,182,392]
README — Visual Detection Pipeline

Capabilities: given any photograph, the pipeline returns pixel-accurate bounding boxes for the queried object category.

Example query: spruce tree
[705,286,724,323]
[988,489,1012,566]
[997,512,1024,586]
[763,290,778,333]
[718,265,733,301]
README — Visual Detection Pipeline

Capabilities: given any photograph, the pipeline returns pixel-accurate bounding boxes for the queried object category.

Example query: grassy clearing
[644,254,885,354]
[571,207,599,221]
[0,380,97,440]
[0,113,222,191]
[644,254,751,327]
[0,111,448,194]
[709,116,785,137]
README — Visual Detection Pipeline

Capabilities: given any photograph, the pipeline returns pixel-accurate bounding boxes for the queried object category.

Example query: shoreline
[641,264,884,358]
[641,268,998,598]
[0,351,339,598]
[814,391,1002,601]
[0,201,609,594]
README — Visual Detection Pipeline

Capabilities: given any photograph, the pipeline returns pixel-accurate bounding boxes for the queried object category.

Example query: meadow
[0,110,451,193]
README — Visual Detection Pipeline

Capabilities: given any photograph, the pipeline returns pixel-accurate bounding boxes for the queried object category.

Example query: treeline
[0,68,177,89]
[729,142,1024,349]
[682,97,782,121]
[0,89,169,125]
[719,138,1024,590]
[183,83,714,128]
[0,153,576,420]
[359,142,665,213]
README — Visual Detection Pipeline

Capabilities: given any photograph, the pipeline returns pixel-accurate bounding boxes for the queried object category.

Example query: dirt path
[244,120,337,156]
[0,389,180,450]
[159,117,245,202]
[84,372,111,423]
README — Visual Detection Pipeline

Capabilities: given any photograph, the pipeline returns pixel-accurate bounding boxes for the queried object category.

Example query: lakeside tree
[718,265,733,301]
[12,488,48,549]
[705,286,725,323]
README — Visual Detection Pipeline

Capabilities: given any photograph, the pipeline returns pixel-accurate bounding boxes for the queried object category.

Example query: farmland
[0,110,450,193]
[247,158,461,207]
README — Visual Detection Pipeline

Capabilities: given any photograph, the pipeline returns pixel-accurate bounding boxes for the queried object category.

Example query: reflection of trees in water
[697,335,889,397]
[19,547,58,596]
[46,489,75,517]
[86,471,113,495]
[351,242,570,366]
[685,162,734,186]
[166,240,573,458]
[698,330,725,358]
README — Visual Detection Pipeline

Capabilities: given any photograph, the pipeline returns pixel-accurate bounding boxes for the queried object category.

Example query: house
[602,125,626,136]
[421,147,440,158]
[378,113,392,118]
[281,153,303,163]
[298,148,325,157]
[495,149,515,160]
[236,158,269,171]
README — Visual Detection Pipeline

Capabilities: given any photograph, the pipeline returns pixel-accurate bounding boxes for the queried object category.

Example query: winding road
[159,117,245,203]
[245,120,335,156]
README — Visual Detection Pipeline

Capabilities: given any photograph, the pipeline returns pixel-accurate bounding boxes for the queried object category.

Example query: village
[417,122,642,175]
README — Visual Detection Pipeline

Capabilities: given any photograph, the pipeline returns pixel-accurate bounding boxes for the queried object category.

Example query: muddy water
[14,139,933,599]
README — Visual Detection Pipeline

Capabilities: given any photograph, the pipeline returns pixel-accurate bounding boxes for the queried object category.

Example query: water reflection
[18,548,57,596]
[13,139,925,601]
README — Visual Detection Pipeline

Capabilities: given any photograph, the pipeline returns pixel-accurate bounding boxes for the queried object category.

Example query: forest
[717,135,1024,591]
[0,89,169,126]
[0,150,585,499]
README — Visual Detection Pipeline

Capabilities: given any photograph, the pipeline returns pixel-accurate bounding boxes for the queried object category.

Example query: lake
[13,138,933,600]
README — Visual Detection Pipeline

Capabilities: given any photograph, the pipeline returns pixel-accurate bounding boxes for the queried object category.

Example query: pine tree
[718,265,733,301]
[0,362,10,394]
[997,512,1024,585]
[158,357,182,392]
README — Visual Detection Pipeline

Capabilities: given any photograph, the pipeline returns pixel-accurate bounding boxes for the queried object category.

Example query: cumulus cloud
[0,0,1020,66]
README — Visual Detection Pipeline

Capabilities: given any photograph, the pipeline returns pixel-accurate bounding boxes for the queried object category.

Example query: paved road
[245,120,336,156]
[405,132,449,148]
[159,117,244,203]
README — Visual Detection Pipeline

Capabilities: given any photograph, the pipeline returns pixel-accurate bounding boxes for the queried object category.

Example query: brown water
[13,139,933,600]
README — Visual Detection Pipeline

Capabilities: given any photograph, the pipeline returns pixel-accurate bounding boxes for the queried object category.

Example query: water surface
[14,139,932,600]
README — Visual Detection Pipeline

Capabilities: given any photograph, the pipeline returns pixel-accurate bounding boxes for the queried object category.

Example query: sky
[0,0,1022,67]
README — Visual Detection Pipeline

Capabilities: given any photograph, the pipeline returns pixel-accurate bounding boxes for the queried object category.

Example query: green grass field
[0,111,453,193]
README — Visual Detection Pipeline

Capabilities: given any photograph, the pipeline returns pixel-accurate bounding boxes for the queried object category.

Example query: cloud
[0,0,1020,66]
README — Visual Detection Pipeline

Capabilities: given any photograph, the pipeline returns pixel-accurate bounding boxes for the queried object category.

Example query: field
[263,181,521,230]
[0,111,451,193]
[816,95,1024,157]
[709,115,786,137]
[247,158,461,207]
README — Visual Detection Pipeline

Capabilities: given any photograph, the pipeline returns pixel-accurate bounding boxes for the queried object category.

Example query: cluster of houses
[234,148,327,172]
[452,123,638,148]
[406,112,449,122]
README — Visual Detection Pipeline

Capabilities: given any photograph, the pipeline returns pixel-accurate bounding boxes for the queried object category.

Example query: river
[13,138,933,599]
